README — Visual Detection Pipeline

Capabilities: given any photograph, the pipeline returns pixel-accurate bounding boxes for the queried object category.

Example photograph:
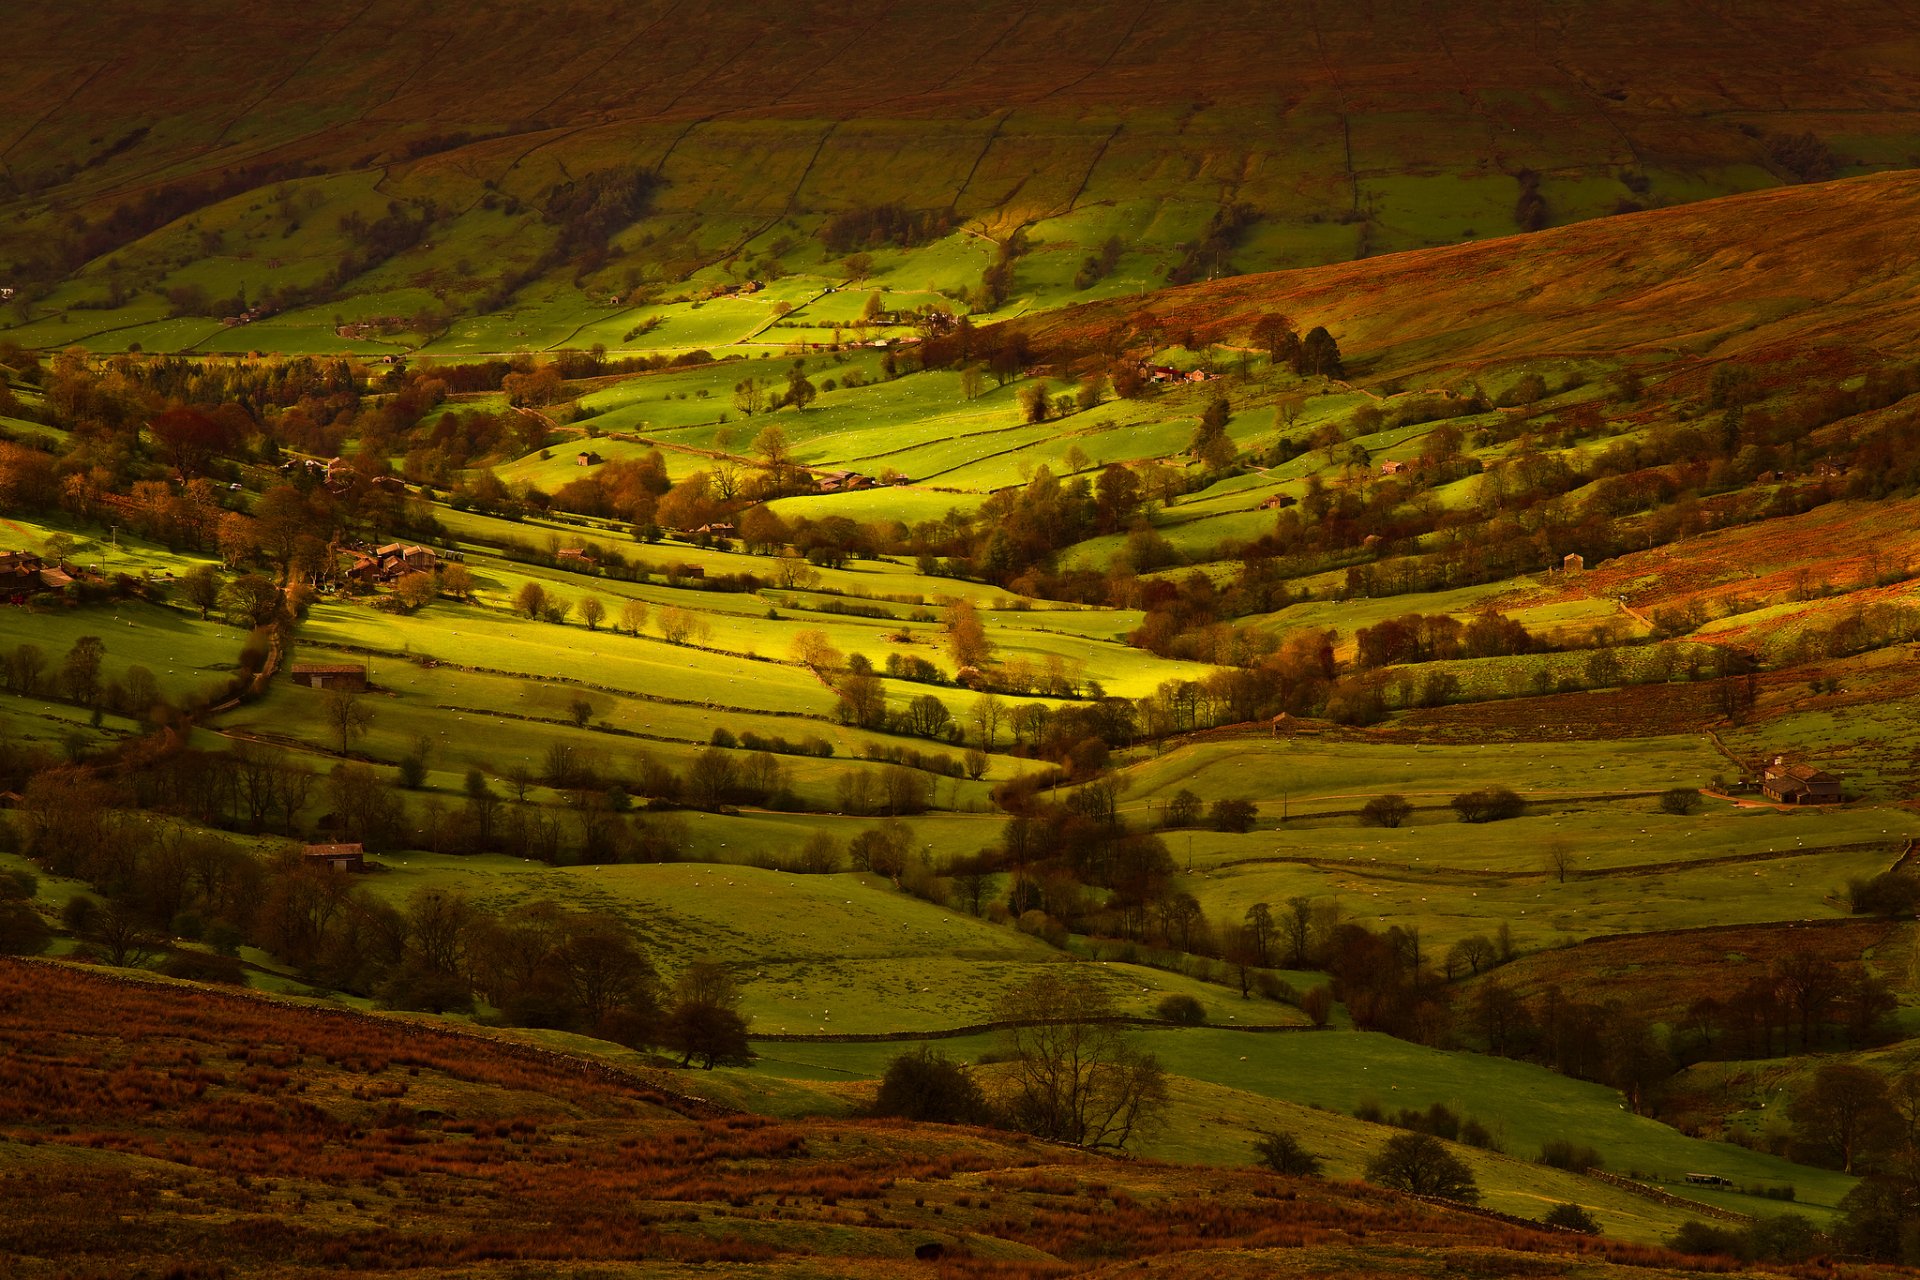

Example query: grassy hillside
[6,2,1920,352]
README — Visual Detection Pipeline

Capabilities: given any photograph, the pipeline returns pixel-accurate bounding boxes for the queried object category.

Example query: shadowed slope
[1024,170,1920,373]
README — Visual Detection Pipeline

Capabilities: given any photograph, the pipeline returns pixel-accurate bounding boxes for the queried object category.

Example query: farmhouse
[361,543,437,581]
[557,547,598,568]
[290,662,367,691]
[302,842,366,872]
[814,468,875,493]
[1761,757,1843,805]
[0,551,49,601]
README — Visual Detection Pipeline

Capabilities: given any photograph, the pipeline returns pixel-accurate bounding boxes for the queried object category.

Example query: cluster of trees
[871,969,1166,1151]
[1,757,750,1068]
[1459,955,1895,1119]
[1353,611,1538,670]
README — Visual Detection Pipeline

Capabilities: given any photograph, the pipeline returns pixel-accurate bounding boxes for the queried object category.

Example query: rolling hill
[6,1,1920,353]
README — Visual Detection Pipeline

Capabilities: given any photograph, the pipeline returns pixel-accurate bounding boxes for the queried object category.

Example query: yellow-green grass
[1121,734,1727,810]
[422,501,1035,606]
[453,565,1208,705]
[354,856,1285,1034]
[232,653,1024,809]
[751,1023,1853,1224]
[1181,799,1920,877]
[702,1055,1815,1244]
[0,692,144,751]
[0,511,223,582]
[1132,1081,1782,1243]
[0,598,247,703]
[293,597,836,714]
[767,486,985,524]
[492,434,705,493]
[1723,699,1920,799]
[1186,837,1894,954]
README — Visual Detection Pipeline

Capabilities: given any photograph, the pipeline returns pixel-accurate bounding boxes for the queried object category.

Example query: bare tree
[996,969,1167,1150]
[1544,839,1573,884]
[322,685,374,753]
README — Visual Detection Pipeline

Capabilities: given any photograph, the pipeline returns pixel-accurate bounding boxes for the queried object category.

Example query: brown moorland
[0,957,1862,1280]
[1023,169,1920,375]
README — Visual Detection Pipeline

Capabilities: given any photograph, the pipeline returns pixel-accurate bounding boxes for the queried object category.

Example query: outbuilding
[1761,757,1843,804]
[303,842,366,872]
[290,662,368,692]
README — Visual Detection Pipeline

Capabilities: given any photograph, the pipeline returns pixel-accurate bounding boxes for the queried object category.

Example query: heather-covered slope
[1022,170,1920,376]
[0,958,1851,1279]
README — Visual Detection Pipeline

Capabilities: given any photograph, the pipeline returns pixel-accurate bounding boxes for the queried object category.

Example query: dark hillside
[5,0,1920,326]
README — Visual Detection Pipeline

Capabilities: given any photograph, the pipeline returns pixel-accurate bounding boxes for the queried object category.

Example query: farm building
[376,543,437,573]
[302,843,366,872]
[1761,758,1844,804]
[557,547,598,568]
[1562,552,1584,573]
[0,551,51,601]
[577,451,603,466]
[814,468,875,493]
[290,662,367,692]
[1379,459,1406,476]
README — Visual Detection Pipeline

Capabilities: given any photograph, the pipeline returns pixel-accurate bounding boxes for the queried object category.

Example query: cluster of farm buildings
[0,550,79,603]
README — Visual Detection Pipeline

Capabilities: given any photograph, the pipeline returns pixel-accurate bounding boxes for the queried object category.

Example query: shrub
[1543,1202,1601,1234]
[1300,985,1334,1027]
[1360,794,1411,828]
[1421,1102,1460,1141]
[1538,1139,1604,1172]
[1210,798,1258,833]
[1748,1213,1820,1262]
[1667,1220,1746,1256]
[1658,787,1702,815]
[1451,787,1525,823]
[1156,994,1206,1025]
[872,1049,989,1124]
[1849,871,1920,917]
[1252,1129,1324,1176]
[1365,1132,1479,1203]
[0,901,51,956]
[160,950,247,985]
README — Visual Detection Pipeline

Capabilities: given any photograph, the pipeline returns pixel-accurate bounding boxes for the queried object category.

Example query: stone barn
[290,662,368,692]
[303,842,366,872]
[1761,757,1843,805]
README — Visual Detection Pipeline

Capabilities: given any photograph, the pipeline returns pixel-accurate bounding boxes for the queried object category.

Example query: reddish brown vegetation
[0,958,1845,1279]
